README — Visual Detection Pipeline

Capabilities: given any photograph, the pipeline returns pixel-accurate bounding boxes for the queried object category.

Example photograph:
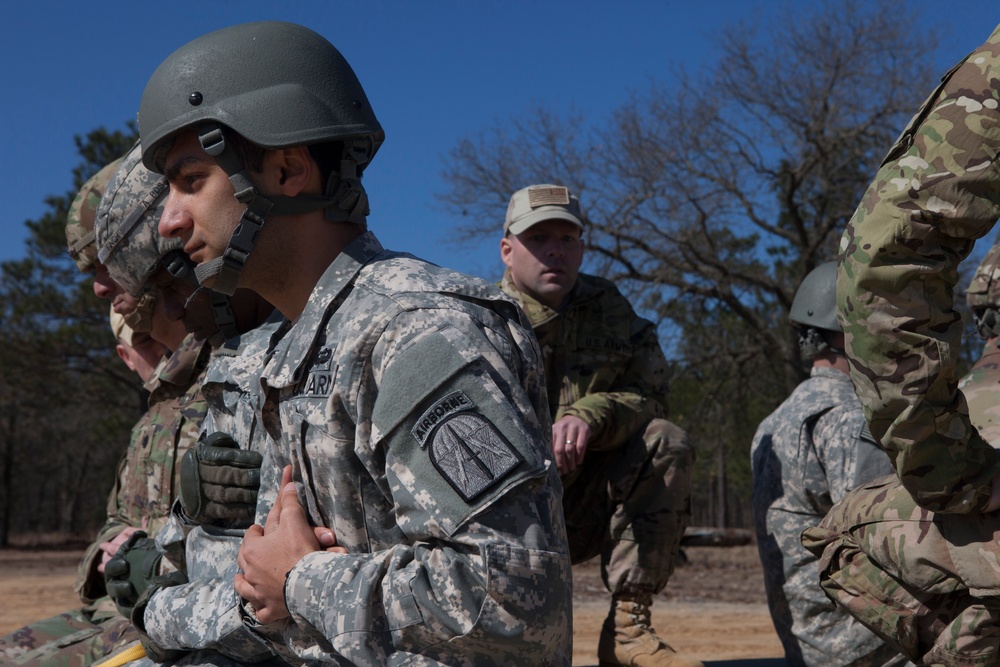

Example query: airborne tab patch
[428,413,523,503]
[411,391,476,448]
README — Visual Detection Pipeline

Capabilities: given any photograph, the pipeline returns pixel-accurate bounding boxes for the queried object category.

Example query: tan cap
[503,184,584,236]
[109,305,134,347]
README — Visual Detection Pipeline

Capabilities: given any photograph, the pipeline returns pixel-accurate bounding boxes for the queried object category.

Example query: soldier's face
[93,262,141,315]
[159,130,246,290]
[116,330,169,384]
[500,219,583,310]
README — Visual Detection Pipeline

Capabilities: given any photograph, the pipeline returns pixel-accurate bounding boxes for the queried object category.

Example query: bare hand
[98,526,141,574]
[234,466,344,623]
[552,415,591,475]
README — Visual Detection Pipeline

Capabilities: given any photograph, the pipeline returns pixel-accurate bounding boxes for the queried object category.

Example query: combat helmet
[95,143,236,344]
[66,158,123,272]
[789,261,842,359]
[95,143,186,298]
[138,21,384,295]
[967,244,1000,339]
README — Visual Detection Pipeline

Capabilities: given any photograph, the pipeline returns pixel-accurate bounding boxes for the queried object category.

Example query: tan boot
[597,593,704,667]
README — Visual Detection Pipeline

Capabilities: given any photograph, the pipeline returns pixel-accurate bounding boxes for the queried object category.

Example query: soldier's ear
[263,146,315,196]
[116,344,138,373]
[500,237,514,267]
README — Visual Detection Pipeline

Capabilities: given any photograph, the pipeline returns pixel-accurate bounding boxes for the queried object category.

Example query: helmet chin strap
[193,123,372,296]
[797,326,844,361]
[123,291,158,333]
[164,248,237,346]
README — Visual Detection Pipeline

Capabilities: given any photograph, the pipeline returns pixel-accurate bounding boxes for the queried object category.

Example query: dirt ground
[0,545,783,666]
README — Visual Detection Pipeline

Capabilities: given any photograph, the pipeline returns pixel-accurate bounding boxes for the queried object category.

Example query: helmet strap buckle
[198,125,227,157]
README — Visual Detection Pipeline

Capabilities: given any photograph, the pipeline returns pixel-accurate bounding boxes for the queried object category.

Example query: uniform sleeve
[139,443,284,662]
[838,24,1000,513]
[562,317,670,451]
[74,455,131,603]
[281,311,572,665]
[812,405,895,504]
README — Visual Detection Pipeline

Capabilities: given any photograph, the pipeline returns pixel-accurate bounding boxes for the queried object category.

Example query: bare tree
[441,0,937,390]
[439,1,940,526]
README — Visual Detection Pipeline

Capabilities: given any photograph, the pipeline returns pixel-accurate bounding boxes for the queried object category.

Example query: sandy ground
[0,545,785,666]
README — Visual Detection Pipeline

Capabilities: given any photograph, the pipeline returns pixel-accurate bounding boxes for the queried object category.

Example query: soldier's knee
[643,418,695,464]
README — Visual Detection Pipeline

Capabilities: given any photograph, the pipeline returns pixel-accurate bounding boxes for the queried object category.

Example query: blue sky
[1,2,997,284]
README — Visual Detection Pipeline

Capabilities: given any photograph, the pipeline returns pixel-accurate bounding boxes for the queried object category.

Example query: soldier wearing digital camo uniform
[499,184,699,667]
[0,157,210,667]
[94,146,273,656]
[113,20,571,666]
[803,245,1000,666]
[94,144,282,667]
[749,261,903,667]
[797,21,1000,667]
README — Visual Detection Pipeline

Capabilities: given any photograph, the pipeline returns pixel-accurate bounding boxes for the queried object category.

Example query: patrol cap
[66,158,124,272]
[109,304,133,347]
[967,244,1000,310]
[504,184,584,236]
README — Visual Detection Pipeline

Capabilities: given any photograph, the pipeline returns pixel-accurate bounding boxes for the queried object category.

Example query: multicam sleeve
[838,23,1000,513]
[563,318,670,451]
[74,449,132,602]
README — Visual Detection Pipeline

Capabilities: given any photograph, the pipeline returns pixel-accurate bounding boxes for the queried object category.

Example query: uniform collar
[500,269,602,329]
[264,231,384,388]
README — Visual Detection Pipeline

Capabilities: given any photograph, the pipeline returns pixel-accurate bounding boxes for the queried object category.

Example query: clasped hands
[235,465,345,623]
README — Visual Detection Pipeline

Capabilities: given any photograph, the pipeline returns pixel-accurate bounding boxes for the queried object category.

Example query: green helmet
[790,261,842,360]
[94,143,186,298]
[789,261,841,332]
[139,21,382,172]
[138,21,384,295]
[66,158,123,272]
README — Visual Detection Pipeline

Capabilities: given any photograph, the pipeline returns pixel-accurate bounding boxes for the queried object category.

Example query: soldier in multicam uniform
[749,262,902,667]
[803,245,1000,667]
[0,155,211,667]
[498,184,699,667]
[64,158,138,316]
[798,21,1000,667]
[115,21,571,666]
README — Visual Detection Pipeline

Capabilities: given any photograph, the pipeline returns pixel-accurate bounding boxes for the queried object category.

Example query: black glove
[104,531,165,619]
[179,431,263,526]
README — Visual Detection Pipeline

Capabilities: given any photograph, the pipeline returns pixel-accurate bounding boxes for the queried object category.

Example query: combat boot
[597,593,704,667]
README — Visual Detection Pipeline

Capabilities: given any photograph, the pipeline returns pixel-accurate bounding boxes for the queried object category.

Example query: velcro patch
[411,390,476,448]
[428,413,523,503]
[294,346,336,397]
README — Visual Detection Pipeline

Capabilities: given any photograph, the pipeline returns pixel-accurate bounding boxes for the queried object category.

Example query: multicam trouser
[562,418,694,596]
[0,602,136,667]
[803,474,1000,667]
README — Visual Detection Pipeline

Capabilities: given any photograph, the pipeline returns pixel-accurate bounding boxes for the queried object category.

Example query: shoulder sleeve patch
[372,327,548,536]
[428,411,524,502]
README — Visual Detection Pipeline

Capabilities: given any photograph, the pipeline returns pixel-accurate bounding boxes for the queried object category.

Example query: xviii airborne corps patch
[413,391,522,502]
